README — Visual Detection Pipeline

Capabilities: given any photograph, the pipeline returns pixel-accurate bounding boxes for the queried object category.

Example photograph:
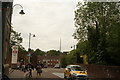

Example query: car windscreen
[71,66,84,71]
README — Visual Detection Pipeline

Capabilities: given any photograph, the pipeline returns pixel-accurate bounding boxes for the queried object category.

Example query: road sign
[11,46,18,64]
[27,53,31,57]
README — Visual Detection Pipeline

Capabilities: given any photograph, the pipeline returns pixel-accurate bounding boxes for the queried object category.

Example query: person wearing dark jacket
[1,65,10,80]
[29,68,32,77]
[36,65,42,76]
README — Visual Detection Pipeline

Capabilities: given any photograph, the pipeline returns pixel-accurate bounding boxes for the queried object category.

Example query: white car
[64,65,88,80]
[54,64,60,68]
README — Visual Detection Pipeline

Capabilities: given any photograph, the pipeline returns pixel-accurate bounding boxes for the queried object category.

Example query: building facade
[36,56,61,68]
[2,2,13,75]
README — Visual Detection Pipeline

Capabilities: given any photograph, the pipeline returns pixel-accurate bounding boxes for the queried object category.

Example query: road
[8,68,65,80]
[8,68,118,80]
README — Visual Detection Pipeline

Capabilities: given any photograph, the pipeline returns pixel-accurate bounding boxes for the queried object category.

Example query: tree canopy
[10,28,26,52]
[47,50,60,56]
[34,49,45,56]
[73,2,120,65]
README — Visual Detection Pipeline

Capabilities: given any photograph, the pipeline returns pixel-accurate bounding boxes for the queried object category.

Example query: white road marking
[52,73,64,78]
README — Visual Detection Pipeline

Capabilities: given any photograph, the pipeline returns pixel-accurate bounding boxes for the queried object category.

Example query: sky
[12,0,83,52]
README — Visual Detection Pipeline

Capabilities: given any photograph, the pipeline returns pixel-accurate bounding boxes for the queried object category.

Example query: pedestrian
[36,65,42,76]
[29,67,32,77]
[31,64,34,70]
[25,64,28,71]
[22,65,25,72]
[2,65,10,80]
[24,70,29,78]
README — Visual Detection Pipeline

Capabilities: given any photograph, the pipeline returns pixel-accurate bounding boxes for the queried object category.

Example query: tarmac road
[8,68,65,80]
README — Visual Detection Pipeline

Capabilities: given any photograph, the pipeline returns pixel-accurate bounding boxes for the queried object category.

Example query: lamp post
[11,4,25,69]
[13,4,25,15]
[28,33,35,51]
[28,33,35,63]
[71,45,76,50]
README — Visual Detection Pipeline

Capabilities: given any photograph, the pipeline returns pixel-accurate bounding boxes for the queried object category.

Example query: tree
[10,28,26,51]
[47,50,60,56]
[73,2,120,65]
[34,49,45,56]
[10,28,23,46]
[60,55,67,68]
[60,50,76,67]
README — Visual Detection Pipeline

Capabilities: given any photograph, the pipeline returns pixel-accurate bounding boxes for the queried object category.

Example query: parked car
[54,64,60,68]
[44,66,47,68]
[64,65,88,80]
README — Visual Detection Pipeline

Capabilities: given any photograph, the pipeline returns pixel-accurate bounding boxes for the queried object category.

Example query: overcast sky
[12,0,82,52]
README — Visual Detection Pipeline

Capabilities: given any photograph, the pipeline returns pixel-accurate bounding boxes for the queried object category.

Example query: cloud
[12,0,77,51]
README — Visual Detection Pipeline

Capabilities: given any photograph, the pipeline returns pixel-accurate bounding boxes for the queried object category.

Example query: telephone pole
[60,38,61,52]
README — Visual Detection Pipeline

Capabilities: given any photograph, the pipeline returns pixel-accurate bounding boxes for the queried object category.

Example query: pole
[28,33,31,50]
[28,33,31,63]
[60,38,61,52]
[28,33,35,63]
[0,2,2,79]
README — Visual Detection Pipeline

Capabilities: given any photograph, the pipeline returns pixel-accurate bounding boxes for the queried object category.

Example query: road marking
[52,73,64,78]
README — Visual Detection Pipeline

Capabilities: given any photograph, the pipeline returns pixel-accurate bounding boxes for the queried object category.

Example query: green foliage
[10,28,23,46]
[10,28,26,52]
[76,41,89,53]
[74,2,120,65]
[47,50,60,56]
[60,51,76,67]
[66,50,76,64]
[60,55,67,68]
[34,49,45,56]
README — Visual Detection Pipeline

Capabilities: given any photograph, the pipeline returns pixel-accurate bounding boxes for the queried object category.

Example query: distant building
[18,51,28,65]
[37,56,61,67]
[30,52,37,66]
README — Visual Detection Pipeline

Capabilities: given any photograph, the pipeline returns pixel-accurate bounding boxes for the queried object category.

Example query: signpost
[11,46,18,68]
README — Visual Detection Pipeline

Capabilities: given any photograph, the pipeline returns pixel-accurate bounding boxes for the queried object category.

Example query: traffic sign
[11,46,18,64]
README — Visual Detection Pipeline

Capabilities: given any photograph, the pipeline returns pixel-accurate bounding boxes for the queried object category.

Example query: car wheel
[67,74,72,80]
[64,73,67,79]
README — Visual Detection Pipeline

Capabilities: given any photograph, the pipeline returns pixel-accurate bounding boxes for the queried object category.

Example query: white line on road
[52,73,64,78]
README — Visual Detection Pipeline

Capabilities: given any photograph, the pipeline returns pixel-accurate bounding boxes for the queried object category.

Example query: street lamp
[71,45,76,50]
[28,33,35,51]
[13,4,25,15]
[10,4,25,69]
[28,33,35,63]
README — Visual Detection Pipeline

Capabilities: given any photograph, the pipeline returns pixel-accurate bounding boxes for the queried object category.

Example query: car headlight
[71,73,77,76]
[73,73,77,75]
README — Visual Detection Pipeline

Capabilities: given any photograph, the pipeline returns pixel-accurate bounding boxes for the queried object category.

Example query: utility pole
[28,33,35,63]
[60,38,61,52]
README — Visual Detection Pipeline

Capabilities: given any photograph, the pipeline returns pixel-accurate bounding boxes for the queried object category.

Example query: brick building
[30,52,37,66]
[2,2,13,75]
[37,56,61,67]
[18,51,28,65]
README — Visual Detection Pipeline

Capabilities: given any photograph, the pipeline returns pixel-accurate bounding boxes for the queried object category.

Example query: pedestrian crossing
[52,73,64,78]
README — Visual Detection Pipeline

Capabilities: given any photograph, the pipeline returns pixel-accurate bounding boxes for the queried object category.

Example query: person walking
[36,65,42,76]
[25,64,28,71]
[2,65,10,80]
[29,67,32,78]
[24,70,29,78]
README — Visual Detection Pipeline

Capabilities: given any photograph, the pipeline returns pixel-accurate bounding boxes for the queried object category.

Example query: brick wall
[79,64,120,78]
